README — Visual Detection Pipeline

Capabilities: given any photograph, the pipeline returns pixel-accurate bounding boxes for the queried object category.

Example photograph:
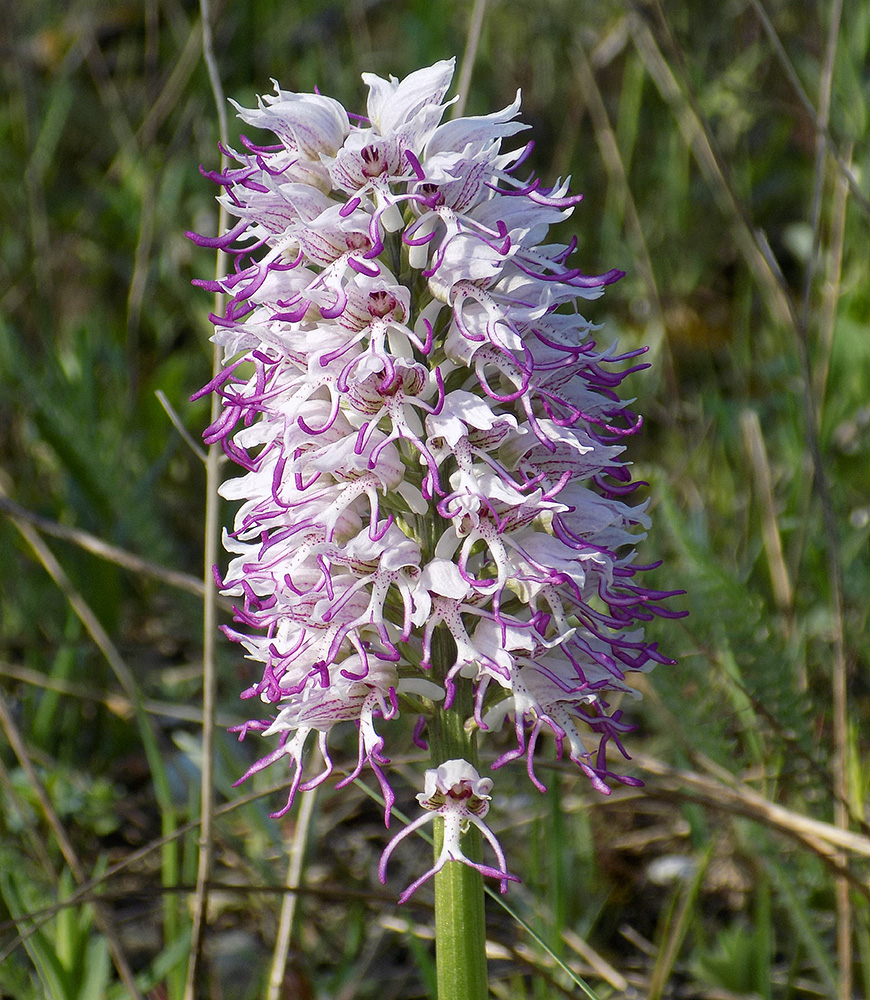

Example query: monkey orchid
[191,59,681,996]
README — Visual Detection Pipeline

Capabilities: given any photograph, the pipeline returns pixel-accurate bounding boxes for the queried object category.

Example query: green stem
[428,627,488,1000]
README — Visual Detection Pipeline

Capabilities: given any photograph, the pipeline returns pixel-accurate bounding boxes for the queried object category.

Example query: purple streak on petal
[364,212,386,259]
[271,299,310,323]
[503,139,535,173]
[405,149,426,180]
[298,395,341,435]
[486,175,584,208]
[190,358,248,401]
[191,277,223,292]
[552,235,578,264]
[403,220,438,247]
[416,318,435,356]
[474,359,528,403]
[186,219,249,248]
[319,287,348,319]
[340,196,362,217]
[378,811,434,887]
[348,256,381,277]
[320,336,361,367]
[233,737,292,785]
[412,715,428,750]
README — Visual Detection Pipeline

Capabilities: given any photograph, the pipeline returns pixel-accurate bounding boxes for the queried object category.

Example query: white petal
[418,558,470,599]
[363,59,455,135]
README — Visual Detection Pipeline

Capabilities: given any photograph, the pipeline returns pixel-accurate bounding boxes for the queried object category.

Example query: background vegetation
[1,0,868,997]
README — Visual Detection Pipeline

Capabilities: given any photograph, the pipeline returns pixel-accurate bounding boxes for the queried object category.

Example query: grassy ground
[1,0,868,997]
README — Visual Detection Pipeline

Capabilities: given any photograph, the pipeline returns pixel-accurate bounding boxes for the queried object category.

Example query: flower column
[192,58,680,998]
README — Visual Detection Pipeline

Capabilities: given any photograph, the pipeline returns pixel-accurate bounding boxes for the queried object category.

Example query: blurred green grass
[1,1,869,997]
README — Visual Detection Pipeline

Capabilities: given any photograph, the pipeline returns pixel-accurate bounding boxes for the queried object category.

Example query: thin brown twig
[797,1,852,993]
[560,927,629,993]
[642,642,868,840]
[135,19,205,153]
[479,933,596,1000]
[2,882,414,938]
[156,389,209,463]
[0,659,240,728]
[2,486,151,705]
[0,779,297,965]
[647,841,712,1000]
[632,754,870,893]
[4,746,869,969]
[630,19,856,986]
[571,31,680,402]
[731,669,870,837]
[22,60,59,303]
[0,756,433,964]
[1,480,186,986]
[81,25,139,168]
[104,13,204,182]
[0,494,210,599]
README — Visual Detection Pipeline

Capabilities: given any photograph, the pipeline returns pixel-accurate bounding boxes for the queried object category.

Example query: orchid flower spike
[378,760,519,903]
[192,57,682,900]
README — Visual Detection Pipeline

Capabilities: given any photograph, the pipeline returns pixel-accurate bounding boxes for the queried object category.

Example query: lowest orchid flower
[379,759,519,904]
[191,58,681,902]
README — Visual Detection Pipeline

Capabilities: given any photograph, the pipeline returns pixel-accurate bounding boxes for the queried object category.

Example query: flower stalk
[432,829,488,1000]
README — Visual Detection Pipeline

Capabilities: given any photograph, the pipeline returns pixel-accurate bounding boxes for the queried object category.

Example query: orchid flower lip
[378,760,519,901]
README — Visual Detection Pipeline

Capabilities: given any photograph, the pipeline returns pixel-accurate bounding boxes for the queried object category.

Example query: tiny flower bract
[191,58,682,896]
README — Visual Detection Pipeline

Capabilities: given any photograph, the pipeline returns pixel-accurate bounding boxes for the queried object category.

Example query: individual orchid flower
[378,759,519,903]
[230,651,399,818]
